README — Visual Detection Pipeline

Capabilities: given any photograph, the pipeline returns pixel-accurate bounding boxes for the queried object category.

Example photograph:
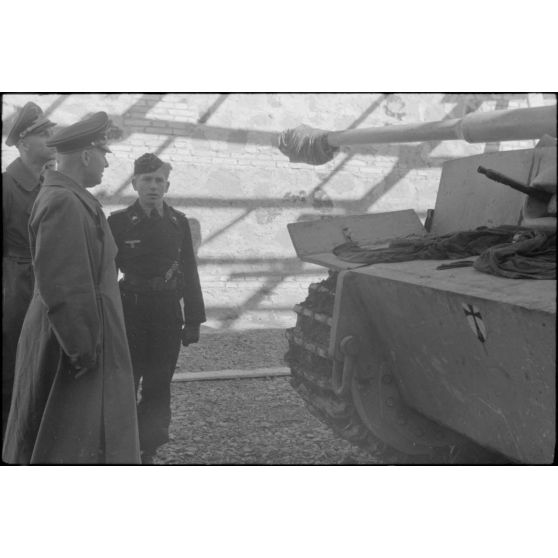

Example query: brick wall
[2,93,553,329]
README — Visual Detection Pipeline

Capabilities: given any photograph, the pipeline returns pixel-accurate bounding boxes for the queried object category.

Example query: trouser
[2,257,34,438]
[121,289,183,456]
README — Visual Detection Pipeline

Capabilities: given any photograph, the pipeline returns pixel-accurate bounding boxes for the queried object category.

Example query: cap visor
[26,118,57,136]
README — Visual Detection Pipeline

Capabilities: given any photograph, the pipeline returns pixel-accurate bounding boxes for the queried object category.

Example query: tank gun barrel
[328,105,556,146]
[278,104,557,165]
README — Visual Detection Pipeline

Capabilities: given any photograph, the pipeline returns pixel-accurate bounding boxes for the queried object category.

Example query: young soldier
[2,112,140,464]
[108,153,206,464]
[2,102,56,437]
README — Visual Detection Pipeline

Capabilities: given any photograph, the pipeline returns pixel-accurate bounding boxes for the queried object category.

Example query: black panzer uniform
[108,200,206,456]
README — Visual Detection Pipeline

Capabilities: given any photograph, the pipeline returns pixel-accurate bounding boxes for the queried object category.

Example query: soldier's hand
[72,364,93,379]
[181,324,200,347]
[66,352,97,379]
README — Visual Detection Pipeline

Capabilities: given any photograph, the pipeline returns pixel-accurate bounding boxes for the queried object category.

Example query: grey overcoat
[3,170,141,464]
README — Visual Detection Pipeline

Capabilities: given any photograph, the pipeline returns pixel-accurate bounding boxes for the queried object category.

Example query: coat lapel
[42,170,102,215]
[5,158,39,192]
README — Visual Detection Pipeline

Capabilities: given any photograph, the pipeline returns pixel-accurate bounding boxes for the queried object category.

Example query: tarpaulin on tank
[333,226,556,279]
[473,229,555,279]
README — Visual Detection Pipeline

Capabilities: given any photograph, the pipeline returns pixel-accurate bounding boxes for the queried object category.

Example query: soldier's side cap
[5,102,56,147]
[46,111,112,154]
[134,152,164,175]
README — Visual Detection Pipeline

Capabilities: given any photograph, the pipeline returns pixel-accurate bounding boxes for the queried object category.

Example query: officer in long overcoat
[2,112,141,464]
[2,102,56,436]
[108,153,206,463]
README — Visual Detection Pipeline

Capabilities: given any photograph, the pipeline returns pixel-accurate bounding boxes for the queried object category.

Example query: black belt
[121,274,179,292]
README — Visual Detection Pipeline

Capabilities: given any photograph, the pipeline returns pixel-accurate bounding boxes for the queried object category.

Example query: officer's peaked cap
[6,102,56,147]
[47,111,112,154]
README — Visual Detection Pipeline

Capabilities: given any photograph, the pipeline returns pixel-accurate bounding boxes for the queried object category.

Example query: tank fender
[287,210,425,270]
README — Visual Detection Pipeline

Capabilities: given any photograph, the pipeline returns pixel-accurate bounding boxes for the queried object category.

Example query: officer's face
[83,147,109,188]
[21,128,56,164]
[132,167,170,207]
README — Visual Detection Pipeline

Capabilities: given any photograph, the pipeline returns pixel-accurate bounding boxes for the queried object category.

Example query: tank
[282,104,557,464]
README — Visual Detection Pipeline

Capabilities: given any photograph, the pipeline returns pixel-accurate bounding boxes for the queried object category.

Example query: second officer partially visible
[108,153,206,464]
[2,102,56,436]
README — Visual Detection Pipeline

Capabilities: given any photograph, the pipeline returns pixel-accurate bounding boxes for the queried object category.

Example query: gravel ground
[176,327,289,372]
[155,377,380,465]
[152,327,381,465]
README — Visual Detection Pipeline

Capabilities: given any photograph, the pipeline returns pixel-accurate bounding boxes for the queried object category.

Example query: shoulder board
[110,205,143,226]
[169,206,187,219]
[110,207,128,216]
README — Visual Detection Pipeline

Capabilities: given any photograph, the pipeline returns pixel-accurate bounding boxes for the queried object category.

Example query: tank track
[285,271,416,463]
[285,272,508,464]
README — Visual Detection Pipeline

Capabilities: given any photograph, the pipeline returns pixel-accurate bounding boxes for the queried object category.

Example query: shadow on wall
[2,93,536,329]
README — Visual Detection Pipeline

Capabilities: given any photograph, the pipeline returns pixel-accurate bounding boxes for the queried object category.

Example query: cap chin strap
[18,118,55,140]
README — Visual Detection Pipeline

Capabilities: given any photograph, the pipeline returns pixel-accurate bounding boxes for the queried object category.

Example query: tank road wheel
[285,272,411,463]
[285,272,508,464]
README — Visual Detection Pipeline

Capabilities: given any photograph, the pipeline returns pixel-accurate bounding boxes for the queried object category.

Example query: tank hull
[333,263,555,463]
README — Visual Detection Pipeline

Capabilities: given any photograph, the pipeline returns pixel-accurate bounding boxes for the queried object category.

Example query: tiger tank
[281,103,556,464]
